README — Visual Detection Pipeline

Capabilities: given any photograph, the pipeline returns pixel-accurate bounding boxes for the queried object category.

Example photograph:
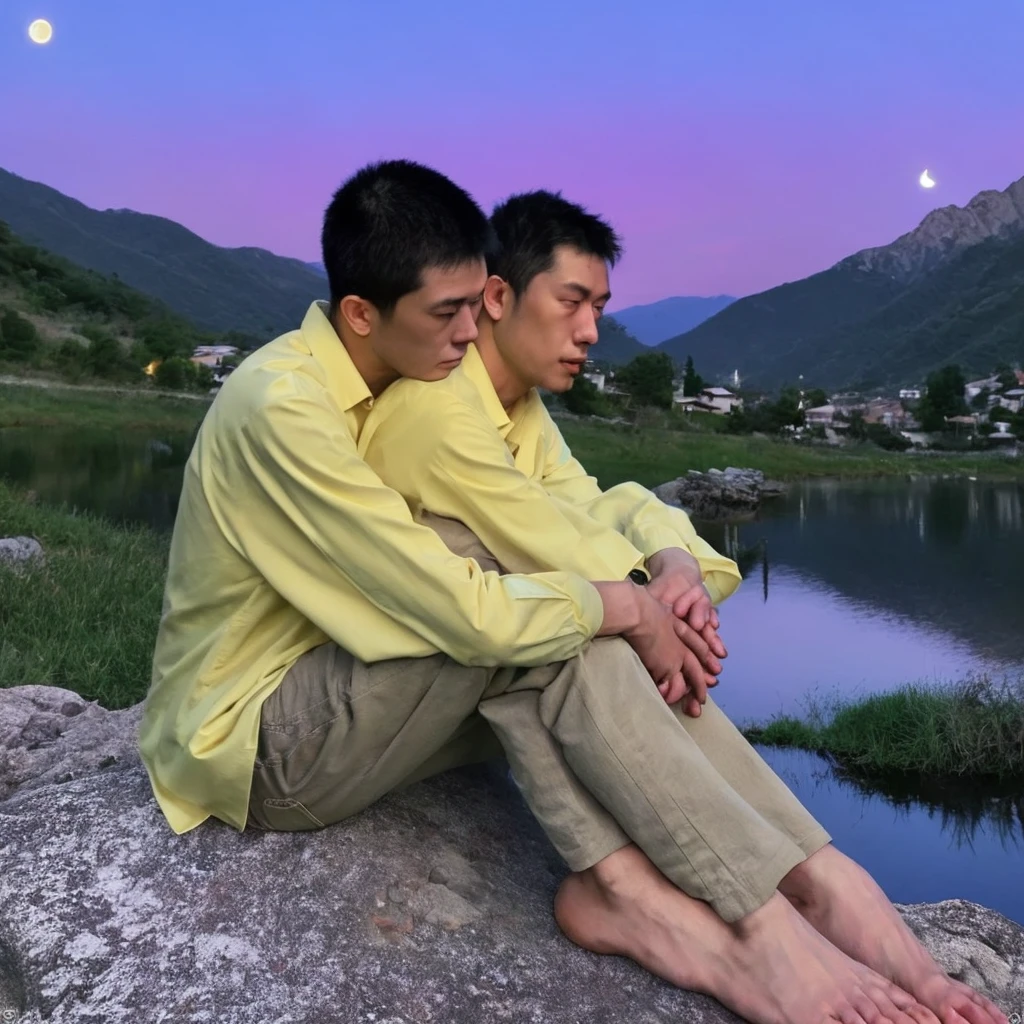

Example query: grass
[0,481,169,709]
[744,676,1024,781]
[0,381,210,433]
[557,420,1024,487]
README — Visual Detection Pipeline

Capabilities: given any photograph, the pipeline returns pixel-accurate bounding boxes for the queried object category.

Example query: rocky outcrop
[0,536,44,569]
[653,467,785,521]
[1,685,1022,1023]
[841,174,1024,282]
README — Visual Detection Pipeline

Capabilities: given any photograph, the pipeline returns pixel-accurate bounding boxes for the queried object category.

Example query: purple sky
[3,1,1022,309]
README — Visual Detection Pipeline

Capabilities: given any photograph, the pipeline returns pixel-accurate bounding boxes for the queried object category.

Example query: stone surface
[0,536,44,569]
[653,467,784,521]
[1,685,1023,1024]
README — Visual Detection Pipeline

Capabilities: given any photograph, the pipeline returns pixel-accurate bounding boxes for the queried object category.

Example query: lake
[2,426,1022,924]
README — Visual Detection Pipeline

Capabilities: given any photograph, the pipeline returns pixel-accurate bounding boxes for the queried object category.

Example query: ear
[482,275,511,321]
[337,295,375,338]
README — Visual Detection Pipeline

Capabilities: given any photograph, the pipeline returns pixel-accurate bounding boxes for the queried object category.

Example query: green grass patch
[0,381,209,433]
[744,677,1024,781]
[556,419,1024,488]
[0,481,169,708]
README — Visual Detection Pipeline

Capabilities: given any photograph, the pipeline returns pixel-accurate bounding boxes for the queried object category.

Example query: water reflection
[760,747,1024,924]
[0,427,192,531]
[703,478,1024,667]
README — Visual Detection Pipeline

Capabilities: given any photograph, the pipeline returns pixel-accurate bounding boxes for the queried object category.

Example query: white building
[191,344,240,368]
[699,386,743,415]
[998,388,1024,414]
[582,371,606,391]
[898,388,921,401]
[805,404,836,426]
[965,376,1000,401]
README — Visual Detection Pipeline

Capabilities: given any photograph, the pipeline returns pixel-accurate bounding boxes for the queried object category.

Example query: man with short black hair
[359,189,1006,1024]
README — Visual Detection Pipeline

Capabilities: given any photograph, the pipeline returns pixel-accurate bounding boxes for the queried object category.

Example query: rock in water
[653,468,783,520]
[1,685,1022,1023]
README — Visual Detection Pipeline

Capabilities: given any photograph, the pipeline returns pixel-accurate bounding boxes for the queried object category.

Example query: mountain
[610,295,736,345]
[305,261,327,277]
[595,316,646,365]
[659,175,1024,389]
[0,168,326,338]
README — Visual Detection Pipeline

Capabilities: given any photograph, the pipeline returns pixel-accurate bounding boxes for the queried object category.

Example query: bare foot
[554,845,940,1024]
[780,846,1008,1024]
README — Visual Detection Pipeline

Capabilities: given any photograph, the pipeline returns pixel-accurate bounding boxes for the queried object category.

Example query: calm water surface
[2,427,1022,923]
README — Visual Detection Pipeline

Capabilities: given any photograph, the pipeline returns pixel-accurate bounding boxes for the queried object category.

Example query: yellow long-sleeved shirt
[139,303,604,835]
[359,343,742,604]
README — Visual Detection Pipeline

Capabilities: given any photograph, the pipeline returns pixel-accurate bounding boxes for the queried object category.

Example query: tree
[0,307,40,360]
[155,356,192,390]
[918,365,967,431]
[971,387,991,411]
[562,374,604,416]
[617,352,675,409]
[804,387,829,410]
[681,355,704,397]
[140,318,193,361]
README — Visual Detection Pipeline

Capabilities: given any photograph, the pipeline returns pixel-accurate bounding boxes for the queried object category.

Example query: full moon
[28,18,53,44]
[919,169,936,189]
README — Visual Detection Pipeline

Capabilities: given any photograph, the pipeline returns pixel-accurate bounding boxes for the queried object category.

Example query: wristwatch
[627,567,650,586]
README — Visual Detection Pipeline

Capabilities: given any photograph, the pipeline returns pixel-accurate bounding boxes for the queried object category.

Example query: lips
[561,360,586,374]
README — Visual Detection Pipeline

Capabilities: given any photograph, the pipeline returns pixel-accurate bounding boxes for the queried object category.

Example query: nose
[452,304,479,344]
[576,307,599,346]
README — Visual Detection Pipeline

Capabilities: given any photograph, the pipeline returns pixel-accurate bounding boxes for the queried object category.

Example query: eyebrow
[428,290,485,312]
[562,281,612,303]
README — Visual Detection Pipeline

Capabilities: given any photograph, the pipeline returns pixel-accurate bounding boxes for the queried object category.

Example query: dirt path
[0,375,210,402]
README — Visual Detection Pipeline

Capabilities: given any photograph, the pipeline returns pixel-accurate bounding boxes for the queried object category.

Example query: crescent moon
[919,169,936,189]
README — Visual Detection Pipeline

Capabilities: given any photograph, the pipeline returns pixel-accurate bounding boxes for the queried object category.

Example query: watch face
[628,568,650,586]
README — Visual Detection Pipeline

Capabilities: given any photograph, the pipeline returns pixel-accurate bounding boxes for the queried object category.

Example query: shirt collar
[460,343,516,439]
[301,301,373,413]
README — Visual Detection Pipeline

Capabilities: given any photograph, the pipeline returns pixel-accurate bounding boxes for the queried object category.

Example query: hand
[656,617,721,716]
[647,547,712,624]
[647,548,727,662]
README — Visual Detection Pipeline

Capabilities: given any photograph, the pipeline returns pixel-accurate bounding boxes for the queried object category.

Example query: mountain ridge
[658,174,1024,388]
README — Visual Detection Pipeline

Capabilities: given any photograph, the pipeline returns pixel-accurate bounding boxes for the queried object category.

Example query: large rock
[0,536,44,569]
[653,468,784,521]
[1,686,1022,1023]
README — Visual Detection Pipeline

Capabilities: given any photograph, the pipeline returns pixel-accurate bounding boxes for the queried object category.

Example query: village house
[998,388,1024,414]
[863,398,908,428]
[965,375,1001,401]
[582,370,606,391]
[681,386,743,414]
[805,404,836,427]
[674,396,722,415]
[898,388,922,400]
[190,344,240,369]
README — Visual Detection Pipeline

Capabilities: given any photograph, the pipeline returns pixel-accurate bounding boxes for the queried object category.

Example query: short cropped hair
[321,160,492,315]
[488,191,622,296]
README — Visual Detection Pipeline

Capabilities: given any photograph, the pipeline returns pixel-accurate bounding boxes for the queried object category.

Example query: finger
[671,584,705,621]
[675,619,721,676]
[680,648,709,706]
[686,598,710,632]
[665,671,687,706]
[682,693,702,718]
[701,622,727,659]
[710,608,720,631]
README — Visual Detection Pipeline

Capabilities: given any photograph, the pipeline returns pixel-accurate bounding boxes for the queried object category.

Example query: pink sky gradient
[2,0,1022,308]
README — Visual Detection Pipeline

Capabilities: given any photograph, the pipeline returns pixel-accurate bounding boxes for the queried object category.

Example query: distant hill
[0,168,326,338]
[659,175,1024,389]
[610,295,736,345]
[595,316,646,365]
[305,261,327,277]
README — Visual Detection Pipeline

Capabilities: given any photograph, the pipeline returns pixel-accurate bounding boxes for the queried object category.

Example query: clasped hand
[630,548,728,716]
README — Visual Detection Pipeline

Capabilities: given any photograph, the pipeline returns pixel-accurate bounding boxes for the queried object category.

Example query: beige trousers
[248,515,829,923]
